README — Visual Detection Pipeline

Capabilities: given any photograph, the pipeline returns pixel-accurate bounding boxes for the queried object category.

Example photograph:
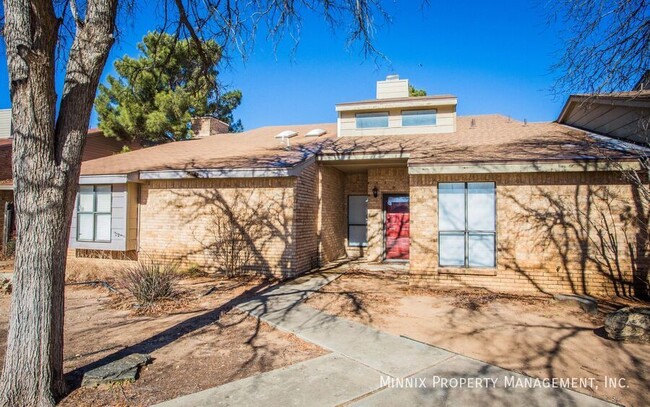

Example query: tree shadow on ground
[63,265,380,394]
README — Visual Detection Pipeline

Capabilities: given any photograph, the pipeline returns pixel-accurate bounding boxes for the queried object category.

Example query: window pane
[95,214,112,241]
[356,112,388,128]
[439,232,465,266]
[95,185,112,213]
[402,109,437,126]
[348,196,368,225]
[349,225,367,246]
[77,213,94,241]
[468,182,495,231]
[469,233,495,267]
[78,186,94,212]
[439,183,465,231]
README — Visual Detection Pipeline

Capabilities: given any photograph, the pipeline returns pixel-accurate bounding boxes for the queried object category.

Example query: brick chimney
[191,117,230,138]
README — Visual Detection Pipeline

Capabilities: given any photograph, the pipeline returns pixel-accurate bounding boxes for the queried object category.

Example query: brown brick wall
[409,171,648,297]
[345,173,369,195]
[293,162,320,272]
[138,177,298,278]
[0,190,13,249]
[318,165,347,263]
[64,161,648,297]
[0,143,12,184]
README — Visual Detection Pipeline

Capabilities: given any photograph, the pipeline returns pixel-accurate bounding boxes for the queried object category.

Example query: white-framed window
[77,185,112,242]
[348,195,368,246]
[438,182,496,267]
[355,112,389,129]
[402,109,437,126]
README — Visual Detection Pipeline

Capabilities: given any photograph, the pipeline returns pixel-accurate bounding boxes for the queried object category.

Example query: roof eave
[139,155,316,180]
[78,172,140,184]
[335,97,457,112]
[408,158,642,175]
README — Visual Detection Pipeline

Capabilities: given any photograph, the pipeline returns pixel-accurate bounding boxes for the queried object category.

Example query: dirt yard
[305,268,650,407]
[0,271,325,406]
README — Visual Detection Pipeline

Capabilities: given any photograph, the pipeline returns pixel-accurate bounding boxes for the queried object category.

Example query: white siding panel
[69,183,132,251]
[564,102,650,144]
[0,109,11,139]
[376,80,409,99]
[339,105,456,136]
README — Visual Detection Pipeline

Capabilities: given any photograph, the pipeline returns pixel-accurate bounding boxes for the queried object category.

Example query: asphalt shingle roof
[79,114,643,176]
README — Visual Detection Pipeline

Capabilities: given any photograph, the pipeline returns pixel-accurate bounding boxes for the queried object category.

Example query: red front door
[385,195,410,260]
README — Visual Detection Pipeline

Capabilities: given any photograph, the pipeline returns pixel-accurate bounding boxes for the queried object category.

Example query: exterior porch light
[372,186,379,198]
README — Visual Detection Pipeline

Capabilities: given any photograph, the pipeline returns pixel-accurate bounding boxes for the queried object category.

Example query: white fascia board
[79,173,139,184]
[335,98,457,112]
[318,152,410,161]
[558,124,650,154]
[140,156,315,180]
[0,184,14,191]
[409,160,642,175]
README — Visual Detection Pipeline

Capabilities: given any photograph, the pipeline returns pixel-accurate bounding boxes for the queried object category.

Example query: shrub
[183,263,207,278]
[118,258,179,304]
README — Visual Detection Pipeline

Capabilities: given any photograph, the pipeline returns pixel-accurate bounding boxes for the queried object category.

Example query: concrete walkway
[155,271,616,407]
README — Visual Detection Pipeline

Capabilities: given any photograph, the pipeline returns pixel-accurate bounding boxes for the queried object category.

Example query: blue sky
[0,0,569,130]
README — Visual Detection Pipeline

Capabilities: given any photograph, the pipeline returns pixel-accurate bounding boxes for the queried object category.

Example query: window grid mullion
[93,186,97,241]
[438,182,496,269]
[464,182,469,267]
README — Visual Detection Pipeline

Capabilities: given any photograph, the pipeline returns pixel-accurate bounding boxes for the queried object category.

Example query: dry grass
[65,257,132,283]
[0,277,326,406]
[407,285,552,309]
[0,278,11,294]
[109,293,195,316]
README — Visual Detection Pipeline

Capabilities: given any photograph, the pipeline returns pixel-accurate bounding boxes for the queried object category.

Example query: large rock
[82,353,151,386]
[604,307,650,343]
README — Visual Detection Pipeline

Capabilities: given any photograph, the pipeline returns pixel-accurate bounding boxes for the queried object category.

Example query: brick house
[70,76,649,297]
[0,128,139,251]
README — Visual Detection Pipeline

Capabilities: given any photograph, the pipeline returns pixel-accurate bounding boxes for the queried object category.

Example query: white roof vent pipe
[275,130,297,150]
[305,128,327,137]
[275,130,298,139]
[386,74,400,81]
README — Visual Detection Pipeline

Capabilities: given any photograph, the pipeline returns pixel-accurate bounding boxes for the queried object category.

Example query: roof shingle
[79,115,642,177]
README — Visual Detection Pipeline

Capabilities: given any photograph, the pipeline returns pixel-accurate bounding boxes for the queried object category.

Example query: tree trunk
[0,1,118,405]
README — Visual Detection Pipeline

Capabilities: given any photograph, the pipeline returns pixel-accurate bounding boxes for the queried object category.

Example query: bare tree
[551,0,650,297]
[0,1,387,405]
[550,0,649,95]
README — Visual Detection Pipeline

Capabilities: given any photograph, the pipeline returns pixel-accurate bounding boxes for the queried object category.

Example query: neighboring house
[0,109,11,139]
[558,90,650,144]
[0,128,139,250]
[633,70,650,91]
[70,75,649,298]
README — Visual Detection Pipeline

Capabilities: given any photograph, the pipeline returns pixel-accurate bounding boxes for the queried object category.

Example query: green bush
[119,258,179,304]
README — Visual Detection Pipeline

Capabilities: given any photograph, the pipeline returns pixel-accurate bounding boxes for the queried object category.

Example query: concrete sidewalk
[155,272,616,407]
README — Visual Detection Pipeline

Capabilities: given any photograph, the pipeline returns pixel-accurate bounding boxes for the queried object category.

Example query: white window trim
[77,185,113,243]
[438,182,496,268]
[348,195,368,247]
[401,109,437,127]
[355,112,389,129]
